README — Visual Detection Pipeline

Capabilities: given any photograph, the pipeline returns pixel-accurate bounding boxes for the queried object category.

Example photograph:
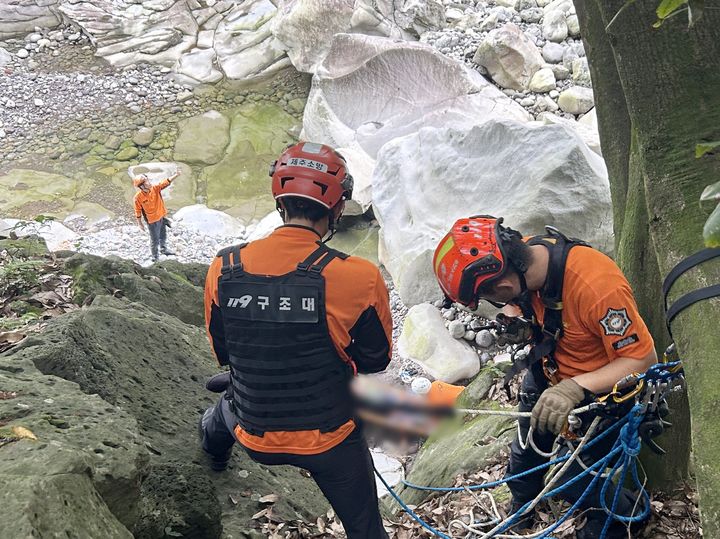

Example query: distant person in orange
[432,216,656,539]
[199,143,392,538]
[133,168,181,262]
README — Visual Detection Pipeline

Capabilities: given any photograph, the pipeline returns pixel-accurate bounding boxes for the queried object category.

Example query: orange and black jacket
[204,225,393,454]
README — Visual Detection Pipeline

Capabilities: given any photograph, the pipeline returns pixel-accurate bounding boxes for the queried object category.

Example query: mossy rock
[0,236,49,258]
[4,295,330,534]
[134,464,222,539]
[8,300,43,316]
[0,351,148,537]
[174,110,230,165]
[456,367,502,409]
[116,146,140,161]
[204,102,298,223]
[63,253,206,326]
[391,409,515,507]
[0,169,93,218]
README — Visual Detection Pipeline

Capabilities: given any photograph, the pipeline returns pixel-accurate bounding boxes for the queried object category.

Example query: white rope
[476,416,602,539]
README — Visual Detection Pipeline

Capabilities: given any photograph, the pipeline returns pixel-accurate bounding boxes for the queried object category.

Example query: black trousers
[147,218,168,258]
[202,396,389,539]
[505,362,638,525]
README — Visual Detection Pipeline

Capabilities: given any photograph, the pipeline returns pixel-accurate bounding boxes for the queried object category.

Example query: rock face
[398,303,480,383]
[0,350,147,538]
[0,0,61,39]
[214,1,290,81]
[59,0,198,67]
[1,250,331,536]
[173,110,230,165]
[302,33,530,212]
[373,120,612,306]
[473,23,544,90]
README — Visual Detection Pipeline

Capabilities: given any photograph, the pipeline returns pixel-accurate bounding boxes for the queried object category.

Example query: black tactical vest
[216,241,355,437]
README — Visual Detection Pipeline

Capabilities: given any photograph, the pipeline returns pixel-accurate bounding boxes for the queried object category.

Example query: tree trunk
[574,0,691,489]
[577,1,720,534]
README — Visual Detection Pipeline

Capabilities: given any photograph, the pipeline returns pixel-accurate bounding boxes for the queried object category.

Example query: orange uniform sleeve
[204,258,228,366]
[156,178,171,191]
[133,194,142,219]
[585,284,655,361]
[346,269,393,374]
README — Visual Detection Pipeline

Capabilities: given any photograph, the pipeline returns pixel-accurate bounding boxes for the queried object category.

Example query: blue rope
[381,363,683,538]
[374,463,451,539]
[401,415,627,493]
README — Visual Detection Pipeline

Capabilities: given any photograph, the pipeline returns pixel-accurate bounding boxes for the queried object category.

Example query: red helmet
[269,142,354,208]
[433,216,523,307]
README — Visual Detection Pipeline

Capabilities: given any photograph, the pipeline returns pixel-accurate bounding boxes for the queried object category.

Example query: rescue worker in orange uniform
[133,168,181,261]
[432,216,657,539]
[199,142,392,538]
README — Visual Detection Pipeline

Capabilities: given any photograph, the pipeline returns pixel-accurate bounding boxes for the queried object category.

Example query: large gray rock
[0,0,61,39]
[373,120,612,306]
[271,0,421,74]
[302,33,530,212]
[542,9,569,42]
[473,23,545,90]
[3,291,330,537]
[174,110,230,165]
[1,338,147,537]
[398,303,480,383]
[174,47,223,83]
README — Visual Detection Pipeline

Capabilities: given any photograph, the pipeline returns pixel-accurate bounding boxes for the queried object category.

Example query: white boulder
[214,0,290,80]
[246,211,283,242]
[558,86,595,115]
[0,1,61,39]
[535,111,602,155]
[175,48,223,84]
[529,67,556,93]
[0,218,78,252]
[0,47,12,67]
[542,10,568,42]
[398,304,480,383]
[473,23,544,90]
[302,34,531,212]
[59,0,198,67]
[373,120,612,306]
[172,204,244,238]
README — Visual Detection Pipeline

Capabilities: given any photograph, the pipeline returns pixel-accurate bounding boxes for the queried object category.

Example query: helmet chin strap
[322,208,343,243]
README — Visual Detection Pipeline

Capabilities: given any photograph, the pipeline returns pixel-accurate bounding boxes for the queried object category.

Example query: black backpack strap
[217,243,247,280]
[662,248,720,311]
[297,242,349,275]
[666,285,720,333]
[663,247,720,337]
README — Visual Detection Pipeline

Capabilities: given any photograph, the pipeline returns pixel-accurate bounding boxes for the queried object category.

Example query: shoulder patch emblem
[600,307,632,336]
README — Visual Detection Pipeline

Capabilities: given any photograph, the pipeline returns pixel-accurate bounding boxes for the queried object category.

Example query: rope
[379,363,683,539]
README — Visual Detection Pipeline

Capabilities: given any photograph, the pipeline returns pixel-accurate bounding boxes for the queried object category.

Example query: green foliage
[9,215,56,234]
[0,312,40,331]
[703,204,720,247]
[0,259,43,297]
[696,141,720,158]
[653,0,704,27]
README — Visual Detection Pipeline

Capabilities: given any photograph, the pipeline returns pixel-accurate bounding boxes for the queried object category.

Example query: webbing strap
[662,247,720,311]
[666,284,720,335]
[218,243,247,279]
[297,242,349,274]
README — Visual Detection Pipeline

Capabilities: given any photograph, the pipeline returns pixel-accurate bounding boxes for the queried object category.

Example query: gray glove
[531,378,586,435]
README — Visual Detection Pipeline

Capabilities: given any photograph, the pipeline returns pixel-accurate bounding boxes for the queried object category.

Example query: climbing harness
[503,226,590,385]
[376,358,685,539]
